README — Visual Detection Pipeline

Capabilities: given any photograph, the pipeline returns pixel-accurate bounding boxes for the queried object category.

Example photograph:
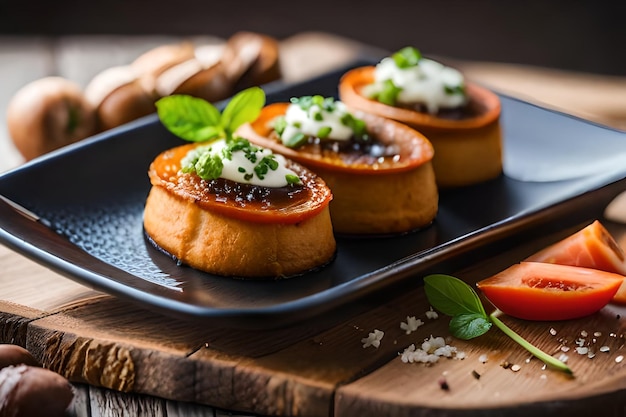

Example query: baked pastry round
[237,99,438,235]
[339,51,502,188]
[143,142,336,279]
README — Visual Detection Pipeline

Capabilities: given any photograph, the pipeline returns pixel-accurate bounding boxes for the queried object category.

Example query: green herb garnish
[371,79,402,106]
[156,86,265,142]
[392,46,422,68]
[444,84,466,96]
[424,274,573,374]
[291,95,338,113]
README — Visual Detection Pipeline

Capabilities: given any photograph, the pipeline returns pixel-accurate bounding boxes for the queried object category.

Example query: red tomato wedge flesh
[476,262,624,321]
[526,220,626,303]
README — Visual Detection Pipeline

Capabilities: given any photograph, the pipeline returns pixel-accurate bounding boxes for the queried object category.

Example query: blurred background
[1,0,625,75]
[1,0,625,171]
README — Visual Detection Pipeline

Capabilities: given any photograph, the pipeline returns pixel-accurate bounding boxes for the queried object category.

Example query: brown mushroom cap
[84,65,156,131]
[154,44,233,103]
[221,31,282,90]
[6,76,98,161]
[131,42,196,98]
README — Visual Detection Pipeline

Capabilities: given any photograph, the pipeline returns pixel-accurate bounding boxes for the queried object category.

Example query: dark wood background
[1,0,625,75]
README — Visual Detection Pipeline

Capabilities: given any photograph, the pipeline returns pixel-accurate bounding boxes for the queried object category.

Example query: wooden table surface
[2,32,626,417]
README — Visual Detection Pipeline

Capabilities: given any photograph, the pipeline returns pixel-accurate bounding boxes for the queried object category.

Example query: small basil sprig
[155,87,265,142]
[424,274,573,374]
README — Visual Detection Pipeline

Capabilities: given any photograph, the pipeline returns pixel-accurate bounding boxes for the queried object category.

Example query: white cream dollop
[280,99,354,144]
[182,139,300,187]
[365,55,468,114]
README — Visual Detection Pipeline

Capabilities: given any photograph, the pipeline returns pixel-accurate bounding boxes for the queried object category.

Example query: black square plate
[1,60,626,329]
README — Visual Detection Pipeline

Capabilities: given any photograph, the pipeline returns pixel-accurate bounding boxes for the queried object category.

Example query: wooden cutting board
[3,219,626,416]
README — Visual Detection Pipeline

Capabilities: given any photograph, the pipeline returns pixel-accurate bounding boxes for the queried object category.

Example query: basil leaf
[221,86,265,135]
[449,313,492,340]
[156,95,222,142]
[423,274,488,317]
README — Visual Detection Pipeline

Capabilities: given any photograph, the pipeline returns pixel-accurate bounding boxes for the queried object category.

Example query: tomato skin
[526,220,626,303]
[476,262,624,321]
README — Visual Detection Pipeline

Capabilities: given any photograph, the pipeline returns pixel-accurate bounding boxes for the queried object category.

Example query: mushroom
[154,43,233,103]
[6,76,98,161]
[221,31,282,90]
[131,41,196,98]
[84,65,157,131]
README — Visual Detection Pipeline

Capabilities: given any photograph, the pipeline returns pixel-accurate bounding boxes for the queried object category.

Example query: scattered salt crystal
[540,374,548,380]
[588,352,596,359]
[434,345,456,357]
[594,331,602,337]
[575,347,589,355]
[478,354,488,363]
[400,335,465,364]
[549,328,557,336]
[422,335,446,352]
[455,351,466,360]
[580,330,588,338]
[616,355,624,363]
[600,346,610,353]
[558,353,569,363]
[511,364,521,372]
[400,316,424,335]
[361,329,384,348]
[560,346,570,352]
[425,307,439,320]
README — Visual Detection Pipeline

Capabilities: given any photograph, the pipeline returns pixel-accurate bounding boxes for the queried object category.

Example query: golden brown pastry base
[420,121,503,187]
[143,185,337,279]
[316,161,438,235]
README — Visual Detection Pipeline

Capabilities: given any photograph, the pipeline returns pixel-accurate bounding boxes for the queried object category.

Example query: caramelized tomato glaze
[267,131,402,167]
[244,103,434,174]
[148,143,332,224]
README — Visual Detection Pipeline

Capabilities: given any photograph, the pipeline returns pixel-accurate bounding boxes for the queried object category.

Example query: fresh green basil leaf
[156,95,222,142]
[449,313,492,340]
[423,274,488,318]
[221,86,266,135]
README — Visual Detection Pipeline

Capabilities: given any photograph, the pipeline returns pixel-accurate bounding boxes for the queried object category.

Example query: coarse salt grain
[510,364,521,372]
[361,329,384,348]
[616,355,624,363]
[425,307,439,320]
[400,335,465,364]
[600,346,610,353]
[400,316,424,335]
[549,328,557,336]
[575,347,589,355]
[478,354,488,363]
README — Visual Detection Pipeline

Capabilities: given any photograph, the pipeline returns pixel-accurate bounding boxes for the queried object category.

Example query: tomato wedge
[476,262,624,321]
[526,220,626,303]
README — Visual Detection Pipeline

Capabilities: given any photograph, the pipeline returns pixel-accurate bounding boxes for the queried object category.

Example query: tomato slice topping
[526,220,626,303]
[476,262,624,321]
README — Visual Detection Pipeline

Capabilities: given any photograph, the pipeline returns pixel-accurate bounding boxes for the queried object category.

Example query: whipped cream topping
[364,47,468,113]
[181,138,300,187]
